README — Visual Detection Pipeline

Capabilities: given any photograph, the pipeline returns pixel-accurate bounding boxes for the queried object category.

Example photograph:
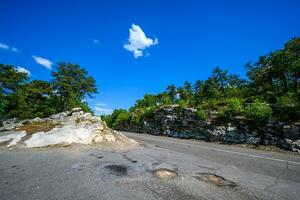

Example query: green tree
[166,84,177,103]
[52,63,98,111]
[212,66,229,97]
[5,80,57,119]
[193,80,204,105]
[0,64,29,119]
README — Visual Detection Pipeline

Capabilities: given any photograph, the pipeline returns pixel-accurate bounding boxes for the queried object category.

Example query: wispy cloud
[94,106,113,115]
[0,42,19,52]
[15,66,31,76]
[93,39,100,44]
[124,24,158,58]
[95,102,107,107]
[32,55,53,70]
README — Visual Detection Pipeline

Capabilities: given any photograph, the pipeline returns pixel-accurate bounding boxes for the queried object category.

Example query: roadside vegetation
[0,63,98,120]
[102,37,300,129]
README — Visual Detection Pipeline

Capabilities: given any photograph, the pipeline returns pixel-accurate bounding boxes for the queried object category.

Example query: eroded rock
[0,110,136,148]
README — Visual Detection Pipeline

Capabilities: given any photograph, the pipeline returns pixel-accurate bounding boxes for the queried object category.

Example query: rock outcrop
[115,105,300,153]
[0,108,136,148]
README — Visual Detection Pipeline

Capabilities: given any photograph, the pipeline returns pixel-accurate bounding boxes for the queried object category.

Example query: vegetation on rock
[103,37,300,130]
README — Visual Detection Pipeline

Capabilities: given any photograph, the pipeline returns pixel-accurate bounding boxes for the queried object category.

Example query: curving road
[0,131,299,200]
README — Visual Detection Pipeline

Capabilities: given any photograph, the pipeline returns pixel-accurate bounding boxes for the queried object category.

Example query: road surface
[0,131,299,200]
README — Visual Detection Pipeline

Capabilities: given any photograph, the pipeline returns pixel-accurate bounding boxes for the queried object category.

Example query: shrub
[201,99,218,110]
[196,106,207,121]
[217,98,243,121]
[130,108,144,125]
[113,111,131,127]
[275,93,299,121]
[245,100,272,127]
[142,106,156,118]
[178,99,187,113]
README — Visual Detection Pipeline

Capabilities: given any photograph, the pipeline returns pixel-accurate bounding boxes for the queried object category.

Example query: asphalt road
[0,132,299,200]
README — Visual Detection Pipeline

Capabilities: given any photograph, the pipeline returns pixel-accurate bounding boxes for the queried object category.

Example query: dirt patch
[153,168,178,179]
[104,164,128,176]
[193,173,236,187]
[13,121,58,134]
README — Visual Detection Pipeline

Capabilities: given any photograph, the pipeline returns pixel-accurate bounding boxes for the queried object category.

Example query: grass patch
[14,121,58,134]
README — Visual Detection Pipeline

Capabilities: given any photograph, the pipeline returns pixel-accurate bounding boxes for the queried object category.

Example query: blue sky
[1,0,300,114]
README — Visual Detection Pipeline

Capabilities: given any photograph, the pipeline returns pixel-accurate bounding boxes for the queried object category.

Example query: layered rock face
[115,105,300,153]
[0,108,136,148]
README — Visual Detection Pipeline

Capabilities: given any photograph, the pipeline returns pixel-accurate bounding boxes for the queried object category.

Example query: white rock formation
[0,108,136,148]
[0,131,26,147]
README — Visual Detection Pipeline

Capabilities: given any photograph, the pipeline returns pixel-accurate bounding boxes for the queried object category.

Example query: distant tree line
[0,63,97,119]
[102,37,300,129]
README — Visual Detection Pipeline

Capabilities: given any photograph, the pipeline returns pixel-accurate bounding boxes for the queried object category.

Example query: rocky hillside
[0,108,136,148]
[114,105,300,153]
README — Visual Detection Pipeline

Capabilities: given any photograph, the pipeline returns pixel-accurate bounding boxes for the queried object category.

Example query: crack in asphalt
[264,162,289,191]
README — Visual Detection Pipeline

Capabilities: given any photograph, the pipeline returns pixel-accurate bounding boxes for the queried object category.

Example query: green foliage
[178,99,187,113]
[166,84,177,103]
[201,98,219,110]
[0,64,28,94]
[275,93,300,121]
[52,63,97,111]
[103,109,128,127]
[0,62,97,120]
[114,111,131,127]
[218,98,244,121]
[100,37,300,131]
[245,100,272,126]
[196,106,207,121]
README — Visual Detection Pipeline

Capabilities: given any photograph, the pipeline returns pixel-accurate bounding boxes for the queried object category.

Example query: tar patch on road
[193,173,237,188]
[104,164,128,176]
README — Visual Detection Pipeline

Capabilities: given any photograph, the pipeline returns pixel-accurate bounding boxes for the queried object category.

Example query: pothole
[153,168,178,179]
[193,173,237,187]
[104,165,128,176]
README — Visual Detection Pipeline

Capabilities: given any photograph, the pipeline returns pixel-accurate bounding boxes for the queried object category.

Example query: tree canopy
[0,63,98,120]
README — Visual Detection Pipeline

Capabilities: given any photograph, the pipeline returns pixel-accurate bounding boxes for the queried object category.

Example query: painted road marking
[125,133,300,165]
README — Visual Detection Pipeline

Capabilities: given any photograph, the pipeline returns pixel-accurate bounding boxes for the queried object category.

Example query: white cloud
[93,39,100,44]
[124,24,158,58]
[94,106,113,115]
[32,55,53,70]
[0,42,19,52]
[96,102,107,107]
[15,66,31,76]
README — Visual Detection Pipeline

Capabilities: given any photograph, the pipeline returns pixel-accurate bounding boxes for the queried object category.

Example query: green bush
[275,93,299,121]
[201,99,218,110]
[196,106,207,121]
[113,111,131,127]
[245,100,272,126]
[178,99,187,113]
[217,98,243,121]
[142,106,156,118]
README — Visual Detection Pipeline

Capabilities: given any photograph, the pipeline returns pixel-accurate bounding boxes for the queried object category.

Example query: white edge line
[127,133,300,165]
